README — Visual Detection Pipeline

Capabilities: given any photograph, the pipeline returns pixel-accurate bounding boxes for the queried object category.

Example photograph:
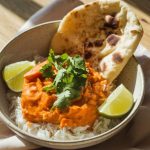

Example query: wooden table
[0,0,150,50]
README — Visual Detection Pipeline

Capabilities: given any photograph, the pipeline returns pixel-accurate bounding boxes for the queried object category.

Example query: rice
[8,92,119,141]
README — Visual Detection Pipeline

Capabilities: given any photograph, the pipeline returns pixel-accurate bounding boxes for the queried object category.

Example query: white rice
[8,92,119,141]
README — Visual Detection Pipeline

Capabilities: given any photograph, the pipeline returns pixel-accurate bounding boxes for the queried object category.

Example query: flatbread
[51,0,143,82]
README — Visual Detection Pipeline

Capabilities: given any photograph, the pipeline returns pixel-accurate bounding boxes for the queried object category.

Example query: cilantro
[52,90,71,109]
[54,69,66,86]
[40,64,54,78]
[43,84,55,92]
[53,68,66,93]
[40,49,88,109]
[48,49,55,63]
[60,53,68,62]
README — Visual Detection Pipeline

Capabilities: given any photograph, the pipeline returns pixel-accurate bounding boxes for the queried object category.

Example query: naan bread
[51,0,143,82]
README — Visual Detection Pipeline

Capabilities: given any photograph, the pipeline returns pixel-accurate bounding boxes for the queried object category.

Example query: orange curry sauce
[21,61,110,128]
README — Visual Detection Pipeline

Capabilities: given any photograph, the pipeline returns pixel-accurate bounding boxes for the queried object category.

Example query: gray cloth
[1,0,150,150]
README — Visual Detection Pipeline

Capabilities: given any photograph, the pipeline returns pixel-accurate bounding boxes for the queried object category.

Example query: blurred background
[0,0,149,50]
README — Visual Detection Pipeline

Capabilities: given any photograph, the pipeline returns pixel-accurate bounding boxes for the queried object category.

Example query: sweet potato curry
[21,50,110,128]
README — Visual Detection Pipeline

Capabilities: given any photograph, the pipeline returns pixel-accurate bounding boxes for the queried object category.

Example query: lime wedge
[3,61,35,92]
[98,84,134,118]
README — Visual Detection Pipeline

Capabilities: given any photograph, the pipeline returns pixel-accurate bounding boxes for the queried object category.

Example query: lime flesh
[98,84,134,118]
[3,61,35,92]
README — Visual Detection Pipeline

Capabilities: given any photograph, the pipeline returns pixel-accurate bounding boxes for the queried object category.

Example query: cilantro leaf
[41,49,88,110]
[54,68,66,86]
[74,55,85,70]
[60,53,68,61]
[48,49,55,63]
[54,68,66,93]
[40,63,54,78]
[52,89,81,109]
[43,84,55,92]
[52,90,71,109]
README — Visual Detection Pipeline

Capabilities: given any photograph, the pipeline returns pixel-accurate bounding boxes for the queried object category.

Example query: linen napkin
[1,0,150,150]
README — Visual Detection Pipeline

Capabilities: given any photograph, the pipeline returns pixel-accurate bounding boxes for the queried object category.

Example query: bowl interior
[0,21,144,147]
[0,21,59,119]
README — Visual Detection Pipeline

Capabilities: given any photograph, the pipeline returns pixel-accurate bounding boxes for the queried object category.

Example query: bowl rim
[0,21,145,144]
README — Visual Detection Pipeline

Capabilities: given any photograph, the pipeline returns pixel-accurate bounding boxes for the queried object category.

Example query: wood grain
[0,0,149,50]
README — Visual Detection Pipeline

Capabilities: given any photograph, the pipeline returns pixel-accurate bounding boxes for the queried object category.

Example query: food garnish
[3,61,35,92]
[98,84,134,118]
[40,49,88,109]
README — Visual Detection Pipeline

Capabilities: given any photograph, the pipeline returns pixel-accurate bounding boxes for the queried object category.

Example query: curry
[21,52,110,128]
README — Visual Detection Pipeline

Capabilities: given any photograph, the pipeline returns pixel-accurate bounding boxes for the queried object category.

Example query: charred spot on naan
[94,40,103,47]
[107,34,120,46]
[84,41,93,48]
[84,39,104,48]
[112,52,123,64]
[100,62,107,72]
[84,51,92,59]
[74,11,79,18]
[104,15,119,29]
[105,30,113,37]
[84,39,104,61]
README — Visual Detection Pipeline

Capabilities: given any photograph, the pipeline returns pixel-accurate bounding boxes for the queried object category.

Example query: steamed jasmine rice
[8,92,119,141]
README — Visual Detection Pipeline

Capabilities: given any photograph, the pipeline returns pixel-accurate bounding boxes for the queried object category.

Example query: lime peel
[3,61,35,92]
[98,84,134,118]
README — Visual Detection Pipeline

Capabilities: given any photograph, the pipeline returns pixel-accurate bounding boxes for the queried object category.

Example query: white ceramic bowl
[0,21,144,149]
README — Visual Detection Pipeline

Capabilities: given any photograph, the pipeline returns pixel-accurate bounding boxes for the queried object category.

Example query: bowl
[0,21,144,149]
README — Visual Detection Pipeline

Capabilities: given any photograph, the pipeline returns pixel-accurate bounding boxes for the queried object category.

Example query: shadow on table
[124,0,150,17]
[0,0,42,20]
